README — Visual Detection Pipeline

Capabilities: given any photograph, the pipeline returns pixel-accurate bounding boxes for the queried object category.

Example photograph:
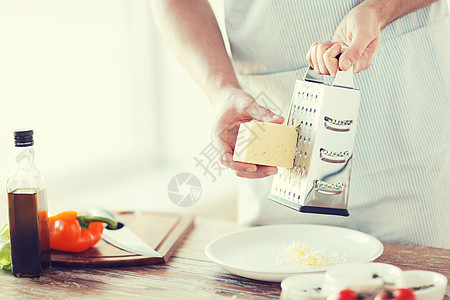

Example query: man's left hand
[306,4,381,76]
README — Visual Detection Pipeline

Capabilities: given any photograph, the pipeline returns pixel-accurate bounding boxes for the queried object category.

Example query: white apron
[224,0,450,248]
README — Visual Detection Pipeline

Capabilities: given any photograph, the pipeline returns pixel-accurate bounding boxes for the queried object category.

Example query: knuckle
[317,43,328,53]
[347,47,363,59]
[235,171,247,178]
[219,156,228,166]
[257,105,268,115]
[255,105,270,119]
[236,102,251,114]
[324,48,336,59]
[220,154,231,166]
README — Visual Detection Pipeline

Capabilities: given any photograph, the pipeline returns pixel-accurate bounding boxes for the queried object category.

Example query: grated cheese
[275,241,344,268]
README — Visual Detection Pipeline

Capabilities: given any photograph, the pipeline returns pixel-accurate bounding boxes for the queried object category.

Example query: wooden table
[0,218,449,299]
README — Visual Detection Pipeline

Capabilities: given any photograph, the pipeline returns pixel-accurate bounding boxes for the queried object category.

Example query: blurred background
[0,0,238,222]
[3,1,448,223]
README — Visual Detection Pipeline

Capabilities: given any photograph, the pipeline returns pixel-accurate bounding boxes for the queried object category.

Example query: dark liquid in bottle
[38,209,51,270]
[8,191,51,277]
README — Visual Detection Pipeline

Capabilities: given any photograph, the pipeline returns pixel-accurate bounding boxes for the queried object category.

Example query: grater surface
[269,68,360,216]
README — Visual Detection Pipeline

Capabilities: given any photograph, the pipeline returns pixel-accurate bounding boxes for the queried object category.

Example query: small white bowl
[323,263,403,295]
[280,273,327,300]
[396,270,447,300]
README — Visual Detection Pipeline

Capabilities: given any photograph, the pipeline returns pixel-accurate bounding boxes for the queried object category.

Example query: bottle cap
[14,130,34,147]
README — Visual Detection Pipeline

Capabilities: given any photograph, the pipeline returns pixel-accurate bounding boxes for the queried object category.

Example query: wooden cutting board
[51,211,195,267]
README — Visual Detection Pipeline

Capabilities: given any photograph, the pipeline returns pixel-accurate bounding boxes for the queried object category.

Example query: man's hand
[212,88,284,179]
[306,4,381,76]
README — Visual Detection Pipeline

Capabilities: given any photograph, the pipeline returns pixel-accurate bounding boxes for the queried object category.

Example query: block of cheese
[233,121,297,168]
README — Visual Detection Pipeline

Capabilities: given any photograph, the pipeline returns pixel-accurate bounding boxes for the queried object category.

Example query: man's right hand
[212,88,285,179]
[152,1,284,179]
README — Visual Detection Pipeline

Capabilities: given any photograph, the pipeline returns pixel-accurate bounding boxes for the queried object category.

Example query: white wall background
[0,0,237,221]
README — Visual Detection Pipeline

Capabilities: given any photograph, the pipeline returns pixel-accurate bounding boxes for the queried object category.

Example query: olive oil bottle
[6,130,51,277]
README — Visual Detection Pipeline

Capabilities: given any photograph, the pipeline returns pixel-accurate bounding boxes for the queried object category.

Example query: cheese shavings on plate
[275,241,344,268]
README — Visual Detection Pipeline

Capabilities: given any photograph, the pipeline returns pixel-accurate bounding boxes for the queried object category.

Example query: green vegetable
[0,223,12,271]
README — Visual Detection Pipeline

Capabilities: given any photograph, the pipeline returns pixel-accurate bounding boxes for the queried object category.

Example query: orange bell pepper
[48,211,117,253]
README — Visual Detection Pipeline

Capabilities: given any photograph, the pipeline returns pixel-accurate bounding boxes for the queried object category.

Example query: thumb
[245,101,284,124]
[339,31,372,71]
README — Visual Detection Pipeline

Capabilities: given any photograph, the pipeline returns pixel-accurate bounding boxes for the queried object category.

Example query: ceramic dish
[280,273,327,300]
[396,270,447,300]
[323,262,403,295]
[205,224,384,281]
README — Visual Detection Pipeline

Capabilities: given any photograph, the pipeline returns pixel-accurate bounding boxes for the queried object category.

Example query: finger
[220,153,258,173]
[212,128,234,155]
[316,41,335,75]
[309,43,319,73]
[235,165,278,179]
[221,153,279,177]
[245,101,285,124]
[352,37,379,73]
[214,127,261,173]
[213,132,241,168]
[339,30,374,71]
[306,45,314,68]
[323,42,341,77]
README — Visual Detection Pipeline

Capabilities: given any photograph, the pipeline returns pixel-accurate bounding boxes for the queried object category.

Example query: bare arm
[363,0,438,29]
[151,0,239,103]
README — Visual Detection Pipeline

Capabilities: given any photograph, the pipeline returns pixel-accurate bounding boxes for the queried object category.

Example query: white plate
[205,224,384,282]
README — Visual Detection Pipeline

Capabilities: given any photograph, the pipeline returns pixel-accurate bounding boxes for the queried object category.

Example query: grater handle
[304,52,355,89]
[332,52,354,89]
[304,66,354,89]
[303,67,324,84]
[332,66,354,89]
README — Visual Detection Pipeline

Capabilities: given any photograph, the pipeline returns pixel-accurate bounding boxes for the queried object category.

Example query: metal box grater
[268,67,360,216]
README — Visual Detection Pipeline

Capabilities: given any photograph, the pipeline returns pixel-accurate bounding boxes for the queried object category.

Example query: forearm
[361,0,438,28]
[151,0,240,104]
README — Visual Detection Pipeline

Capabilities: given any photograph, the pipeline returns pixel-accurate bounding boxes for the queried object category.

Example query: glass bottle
[6,130,51,277]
